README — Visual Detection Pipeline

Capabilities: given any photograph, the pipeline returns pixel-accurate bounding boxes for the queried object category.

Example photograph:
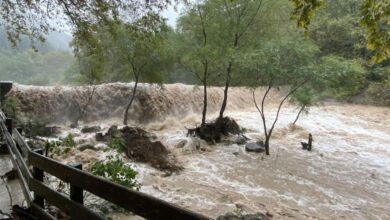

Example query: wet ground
[0,154,24,216]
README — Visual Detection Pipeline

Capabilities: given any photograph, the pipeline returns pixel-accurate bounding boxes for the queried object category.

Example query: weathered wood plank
[29,178,105,220]
[30,203,56,220]
[13,129,31,158]
[3,138,33,205]
[1,123,31,181]
[29,151,211,220]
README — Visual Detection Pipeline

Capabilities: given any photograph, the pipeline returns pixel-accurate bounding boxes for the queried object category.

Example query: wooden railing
[0,109,211,220]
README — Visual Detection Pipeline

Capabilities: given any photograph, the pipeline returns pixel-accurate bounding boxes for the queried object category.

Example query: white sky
[162,2,186,28]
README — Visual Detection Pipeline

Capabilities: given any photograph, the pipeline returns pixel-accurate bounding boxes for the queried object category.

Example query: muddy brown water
[1,83,389,219]
[134,104,390,220]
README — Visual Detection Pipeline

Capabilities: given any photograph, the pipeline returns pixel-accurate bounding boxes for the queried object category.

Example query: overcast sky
[162,3,185,28]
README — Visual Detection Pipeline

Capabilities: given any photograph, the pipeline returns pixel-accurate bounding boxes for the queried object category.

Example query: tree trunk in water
[219,65,231,119]
[123,80,139,125]
[293,105,305,125]
[264,136,270,155]
[201,80,207,126]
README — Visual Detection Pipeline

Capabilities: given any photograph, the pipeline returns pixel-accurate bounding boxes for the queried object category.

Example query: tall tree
[0,0,173,50]
[176,2,220,126]
[215,0,265,119]
[244,38,320,155]
[289,0,390,63]
[72,18,173,125]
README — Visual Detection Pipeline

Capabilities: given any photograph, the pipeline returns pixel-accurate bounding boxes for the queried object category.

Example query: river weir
[1,83,389,219]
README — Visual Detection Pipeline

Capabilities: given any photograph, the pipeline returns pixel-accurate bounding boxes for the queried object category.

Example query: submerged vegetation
[90,155,140,189]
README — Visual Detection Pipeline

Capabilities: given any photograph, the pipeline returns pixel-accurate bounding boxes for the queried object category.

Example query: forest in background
[0,0,389,106]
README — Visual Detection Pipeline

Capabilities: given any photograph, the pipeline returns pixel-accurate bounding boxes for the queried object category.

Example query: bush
[109,138,124,153]
[63,133,76,148]
[45,133,76,156]
[90,156,140,189]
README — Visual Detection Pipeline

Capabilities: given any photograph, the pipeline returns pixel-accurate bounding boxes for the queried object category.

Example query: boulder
[81,125,101,133]
[95,132,106,142]
[217,213,271,220]
[245,141,265,153]
[175,140,187,148]
[95,126,156,142]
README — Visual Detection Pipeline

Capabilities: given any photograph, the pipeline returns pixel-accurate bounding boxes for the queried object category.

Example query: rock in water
[217,213,271,220]
[81,125,101,133]
[235,134,249,145]
[175,140,187,148]
[245,141,265,153]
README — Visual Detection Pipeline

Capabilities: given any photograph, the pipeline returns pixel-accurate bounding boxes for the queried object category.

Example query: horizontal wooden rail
[30,203,56,220]
[0,122,31,181]
[29,178,104,220]
[13,129,31,158]
[1,108,211,220]
[29,150,211,220]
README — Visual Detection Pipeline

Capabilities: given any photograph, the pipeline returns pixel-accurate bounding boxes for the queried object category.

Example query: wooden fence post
[0,143,7,155]
[0,81,13,108]
[33,148,45,208]
[5,118,13,135]
[69,163,83,205]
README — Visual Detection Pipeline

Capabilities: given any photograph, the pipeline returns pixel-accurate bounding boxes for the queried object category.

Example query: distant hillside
[0,29,72,52]
[0,29,75,85]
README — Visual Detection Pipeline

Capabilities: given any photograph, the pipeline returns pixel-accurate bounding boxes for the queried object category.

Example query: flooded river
[1,83,389,219]
[134,104,390,220]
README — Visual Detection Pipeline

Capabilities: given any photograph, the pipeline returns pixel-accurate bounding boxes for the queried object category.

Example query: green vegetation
[0,0,389,154]
[0,30,74,85]
[90,155,140,189]
[45,134,75,156]
[109,138,125,153]
[62,133,76,148]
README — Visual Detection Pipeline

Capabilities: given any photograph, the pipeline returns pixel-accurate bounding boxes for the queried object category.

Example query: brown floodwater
[132,104,390,220]
[1,83,389,219]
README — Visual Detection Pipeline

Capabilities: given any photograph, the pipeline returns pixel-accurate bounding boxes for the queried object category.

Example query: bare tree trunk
[74,86,96,126]
[253,79,309,156]
[264,136,270,155]
[201,62,208,126]
[123,78,139,125]
[293,105,305,125]
[201,83,208,125]
[219,68,231,119]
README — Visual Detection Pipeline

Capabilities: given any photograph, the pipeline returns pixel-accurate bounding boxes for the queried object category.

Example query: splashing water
[3,83,390,219]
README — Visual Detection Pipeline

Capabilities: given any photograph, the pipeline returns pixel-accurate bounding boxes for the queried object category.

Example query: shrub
[90,156,140,190]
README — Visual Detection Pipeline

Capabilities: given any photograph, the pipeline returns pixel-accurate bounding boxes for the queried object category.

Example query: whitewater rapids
[3,83,390,219]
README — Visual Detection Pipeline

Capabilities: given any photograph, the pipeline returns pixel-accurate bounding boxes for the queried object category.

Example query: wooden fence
[0,84,210,220]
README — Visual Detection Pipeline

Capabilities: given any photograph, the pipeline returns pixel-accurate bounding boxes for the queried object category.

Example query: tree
[289,0,390,63]
[289,87,319,125]
[176,2,220,126]
[71,18,173,125]
[319,55,366,98]
[245,38,320,155]
[214,0,265,119]
[1,0,388,63]
[119,23,172,125]
[0,0,173,50]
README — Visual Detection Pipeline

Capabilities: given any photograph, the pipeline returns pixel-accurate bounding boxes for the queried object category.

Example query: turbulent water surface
[1,83,389,219]
[139,104,390,220]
